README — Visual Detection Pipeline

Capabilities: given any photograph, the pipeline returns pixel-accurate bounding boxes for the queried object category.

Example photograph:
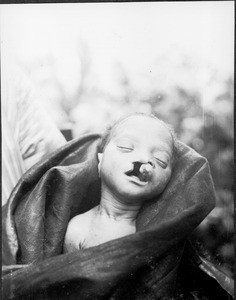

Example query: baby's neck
[98,192,141,222]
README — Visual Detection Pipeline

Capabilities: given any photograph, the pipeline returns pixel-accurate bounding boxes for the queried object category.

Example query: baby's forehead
[111,116,173,148]
[113,116,170,136]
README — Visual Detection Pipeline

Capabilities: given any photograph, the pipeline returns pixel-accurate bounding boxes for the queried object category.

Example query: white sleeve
[11,65,66,170]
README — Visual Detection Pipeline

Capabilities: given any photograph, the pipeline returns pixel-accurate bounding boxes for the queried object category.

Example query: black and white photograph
[1,2,234,299]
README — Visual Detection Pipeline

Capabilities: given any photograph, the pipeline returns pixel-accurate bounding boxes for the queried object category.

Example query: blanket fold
[2,134,233,299]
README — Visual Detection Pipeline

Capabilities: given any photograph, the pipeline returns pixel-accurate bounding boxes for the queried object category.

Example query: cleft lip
[125,168,134,176]
[125,163,140,177]
[125,162,151,183]
[138,172,149,182]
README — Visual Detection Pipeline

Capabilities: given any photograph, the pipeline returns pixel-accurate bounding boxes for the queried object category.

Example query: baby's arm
[63,211,92,253]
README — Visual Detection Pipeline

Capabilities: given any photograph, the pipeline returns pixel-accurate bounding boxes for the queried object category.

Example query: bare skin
[64,198,139,251]
[64,116,173,252]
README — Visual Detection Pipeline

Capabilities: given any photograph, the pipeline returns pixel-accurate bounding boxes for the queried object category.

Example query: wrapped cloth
[2,134,234,299]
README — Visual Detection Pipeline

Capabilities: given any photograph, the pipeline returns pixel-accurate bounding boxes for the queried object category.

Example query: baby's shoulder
[67,207,96,233]
[64,207,97,252]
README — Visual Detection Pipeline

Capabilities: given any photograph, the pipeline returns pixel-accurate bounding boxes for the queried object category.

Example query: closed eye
[117,146,133,151]
[154,157,167,169]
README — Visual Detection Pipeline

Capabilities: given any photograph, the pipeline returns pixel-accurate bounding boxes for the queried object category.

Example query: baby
[64,113,175,252]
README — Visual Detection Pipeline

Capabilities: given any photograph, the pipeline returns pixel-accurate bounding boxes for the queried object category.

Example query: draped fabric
[2,134,234,299]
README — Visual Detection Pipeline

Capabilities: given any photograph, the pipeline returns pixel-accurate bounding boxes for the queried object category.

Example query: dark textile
[2,134,234,299]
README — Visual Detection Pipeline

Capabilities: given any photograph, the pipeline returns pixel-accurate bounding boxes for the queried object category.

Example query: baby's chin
[101,177,168,204]
[112,187,163,204]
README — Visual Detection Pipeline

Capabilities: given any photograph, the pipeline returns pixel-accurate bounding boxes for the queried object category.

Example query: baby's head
[98,113,176,204]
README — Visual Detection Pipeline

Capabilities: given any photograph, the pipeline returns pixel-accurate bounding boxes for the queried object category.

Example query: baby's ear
[97,153,103,177]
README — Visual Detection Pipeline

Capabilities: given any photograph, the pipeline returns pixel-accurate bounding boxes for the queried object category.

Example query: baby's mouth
[125,162,150,183]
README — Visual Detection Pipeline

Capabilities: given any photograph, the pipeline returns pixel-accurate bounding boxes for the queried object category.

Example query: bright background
[0,2,234,277]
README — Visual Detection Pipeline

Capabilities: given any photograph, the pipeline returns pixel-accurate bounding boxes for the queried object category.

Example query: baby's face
[98,116,173,204]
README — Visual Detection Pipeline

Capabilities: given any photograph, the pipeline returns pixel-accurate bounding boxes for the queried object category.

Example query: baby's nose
[137,152,154,167]
[139,163,153,175]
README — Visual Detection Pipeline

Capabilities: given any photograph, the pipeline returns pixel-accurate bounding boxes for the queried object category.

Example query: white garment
[1,64,66,206]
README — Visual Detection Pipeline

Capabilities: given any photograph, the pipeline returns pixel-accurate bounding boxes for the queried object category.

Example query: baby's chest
[82,220,135,248]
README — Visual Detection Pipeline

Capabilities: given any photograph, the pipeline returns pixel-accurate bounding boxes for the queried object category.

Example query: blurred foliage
[20,45,234,278]
[131,62,234,278]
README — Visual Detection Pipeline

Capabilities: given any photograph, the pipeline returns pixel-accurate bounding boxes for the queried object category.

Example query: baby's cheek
[163,169,172,184]
[155,169,171,189]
